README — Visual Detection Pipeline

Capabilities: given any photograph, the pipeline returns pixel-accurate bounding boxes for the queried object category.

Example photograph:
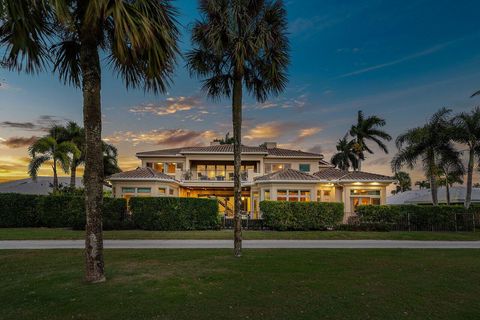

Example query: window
[167,163,176,174]
[158,188,166,194]
[122,187,135,193]
[146,162,153,168]
[299,164,310,172]
[350,190,380,196]
[264,189,270,200]
[265,163,291,173]
[350,189,382,210]
[137,188,151,193]
[169,188,174,195]
[154,163,164,172]
[277,189,310,202]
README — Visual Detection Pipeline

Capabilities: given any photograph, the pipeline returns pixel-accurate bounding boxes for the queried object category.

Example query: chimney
[263,142,277,149]
[210,140,221,146]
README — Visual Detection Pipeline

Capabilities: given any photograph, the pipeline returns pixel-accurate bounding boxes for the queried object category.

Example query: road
[1,239,480,249]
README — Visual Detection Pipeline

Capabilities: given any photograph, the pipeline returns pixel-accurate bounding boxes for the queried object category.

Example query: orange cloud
[129,96,202,116]
[298,127,322,138]
[104,129,219,147]
[243,122,284,140]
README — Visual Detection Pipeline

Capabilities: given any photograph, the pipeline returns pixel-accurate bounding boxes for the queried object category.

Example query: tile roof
[136,145,323,158]
[108,167,177,182]
[255,168,320,182]
[313,168,394,182]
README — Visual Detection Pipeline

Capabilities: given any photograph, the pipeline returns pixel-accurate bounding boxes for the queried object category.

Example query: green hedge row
[0,193,130,230]
[356,205,479,230]
[129,197,219,230]
[260,201,344,231]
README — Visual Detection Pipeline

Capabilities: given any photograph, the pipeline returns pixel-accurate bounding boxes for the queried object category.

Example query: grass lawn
[1,249,480,319]
[1,228,480,241]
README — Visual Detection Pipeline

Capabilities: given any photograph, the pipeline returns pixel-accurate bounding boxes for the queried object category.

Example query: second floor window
[299,164,310,172]
[265,163,291,173]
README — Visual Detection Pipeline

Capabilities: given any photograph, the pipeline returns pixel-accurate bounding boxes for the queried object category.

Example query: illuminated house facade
[108,142,394,220]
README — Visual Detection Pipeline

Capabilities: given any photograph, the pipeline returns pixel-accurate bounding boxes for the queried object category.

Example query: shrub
[37,195,85,228]
[130,197,219,230]
[0,193,40,227]
[260,201,344,231]
[70,197,130,230]
[357,204,478,231]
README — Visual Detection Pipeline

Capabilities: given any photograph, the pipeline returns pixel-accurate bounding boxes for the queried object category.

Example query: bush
[130,197,219,230]
[260,201,344,231]
[357,204,478,231]
[0,193,129,229]
[0,193,41,227]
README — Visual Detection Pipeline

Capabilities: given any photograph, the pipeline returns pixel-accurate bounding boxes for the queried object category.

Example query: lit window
[154,163,164,172]
[277,189,310,202]
[158,188,166,194]
[167,163,176,174]
[299,164,310,172]
[264,189,270,200]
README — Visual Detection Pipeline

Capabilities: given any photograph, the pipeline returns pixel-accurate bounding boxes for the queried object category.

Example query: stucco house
[108,142,394,220]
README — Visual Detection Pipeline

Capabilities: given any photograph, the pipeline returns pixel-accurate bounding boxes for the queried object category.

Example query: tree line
[330,106,480,209]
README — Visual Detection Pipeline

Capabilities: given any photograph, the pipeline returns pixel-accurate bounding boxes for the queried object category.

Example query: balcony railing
[178,169,260,182]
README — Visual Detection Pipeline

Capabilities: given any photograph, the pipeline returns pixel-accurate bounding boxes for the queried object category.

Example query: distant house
[388,187,480,205]
[0,177,83,195]
[108,141,394,220]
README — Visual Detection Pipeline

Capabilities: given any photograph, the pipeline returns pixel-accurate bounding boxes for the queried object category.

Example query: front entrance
[188,187,251,218]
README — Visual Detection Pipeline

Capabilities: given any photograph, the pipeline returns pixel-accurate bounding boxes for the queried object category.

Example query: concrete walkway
[1,239,480,249]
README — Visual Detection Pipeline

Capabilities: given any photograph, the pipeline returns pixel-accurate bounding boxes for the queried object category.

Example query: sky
[1,0,480,185]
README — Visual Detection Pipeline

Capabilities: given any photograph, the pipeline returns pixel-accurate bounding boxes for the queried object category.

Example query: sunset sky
[1,0,480,184]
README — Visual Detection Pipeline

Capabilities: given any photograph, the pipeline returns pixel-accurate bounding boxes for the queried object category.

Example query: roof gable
[255,168,320,182]
[108,167,177,182]
[313,168,393,182]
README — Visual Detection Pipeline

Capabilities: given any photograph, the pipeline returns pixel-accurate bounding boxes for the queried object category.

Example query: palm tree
[28,135,80,191]
[57,122,85,187]
[393,171,412,194]
[415,180,430,189]
[472,90,480,97]
[349,110,392,171]
[436,151,464,205]
[391,108,456,205]
[103,142,121,178]
[452,107,480,208]
[331,135,359,171]
[1,0,179,282]
[186,0,289,257]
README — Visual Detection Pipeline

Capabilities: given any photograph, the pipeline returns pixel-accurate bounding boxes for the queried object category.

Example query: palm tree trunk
[53,161,58,191]
[430,174,438,206]
[70,163,77,188]
[80,34,105,283]
[232,76,243,257]
[465,148,474,209]
[445,180,450,205]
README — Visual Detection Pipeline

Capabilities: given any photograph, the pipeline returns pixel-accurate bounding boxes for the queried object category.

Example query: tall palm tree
[186,0,289,257]
[436,151,464,205]
[452,107,480,208]
[28,135,80,191]
[350,110,392,171]
[331,135,359,171]
[1,0,179,282]
[391,108,456,205]
[57,122,85,187]
[103,142,121,178]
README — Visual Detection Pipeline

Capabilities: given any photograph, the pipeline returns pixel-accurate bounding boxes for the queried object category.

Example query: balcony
[174,169,261,183]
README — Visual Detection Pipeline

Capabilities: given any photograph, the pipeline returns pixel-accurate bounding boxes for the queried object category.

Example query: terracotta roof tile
[108,167,176,182]
[313,168,394,181]
[265,147,322,158]
[255,168,320,182]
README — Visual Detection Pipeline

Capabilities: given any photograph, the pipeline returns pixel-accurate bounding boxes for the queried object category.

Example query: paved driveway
[1,239,480,249]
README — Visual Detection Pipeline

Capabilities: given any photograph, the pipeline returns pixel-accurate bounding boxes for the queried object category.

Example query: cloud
[336,40,457,79]
[298,127,322,138]
[104,129,219,147]
[1,136,38,148]
[252,94,308,110]
[243,122,286,141]
[129,96,203,116]
[0,115,69,132]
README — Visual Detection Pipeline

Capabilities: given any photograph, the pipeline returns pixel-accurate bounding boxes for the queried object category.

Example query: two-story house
[108,142,394,220]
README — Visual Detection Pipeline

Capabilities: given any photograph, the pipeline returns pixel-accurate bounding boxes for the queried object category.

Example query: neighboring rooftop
[313,167,394,182]
[108,167,177,182]
[0,177,107,195]
[255,168,320,183]
[387,187,480,205]
[136,144,323,158]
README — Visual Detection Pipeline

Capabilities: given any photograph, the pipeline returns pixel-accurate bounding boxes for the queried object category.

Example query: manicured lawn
[1,228,480,240]
[1,249,479,319]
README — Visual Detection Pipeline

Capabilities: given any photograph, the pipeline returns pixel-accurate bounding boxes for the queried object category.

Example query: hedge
[356,204,480,231]
[260,201,344,231]
[130,196,219,230]
[0,193,129,229]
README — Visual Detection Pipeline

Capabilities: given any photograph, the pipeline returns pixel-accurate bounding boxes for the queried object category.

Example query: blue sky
[1,0,480,181]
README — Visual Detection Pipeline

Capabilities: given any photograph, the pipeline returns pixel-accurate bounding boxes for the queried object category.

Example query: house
[387,187,480,205]
[108,142,394,220]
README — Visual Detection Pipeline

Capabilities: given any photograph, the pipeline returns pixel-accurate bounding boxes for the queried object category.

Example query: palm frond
[28,154,51,180]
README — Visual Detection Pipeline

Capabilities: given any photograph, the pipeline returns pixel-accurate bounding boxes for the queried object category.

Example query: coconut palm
[1,0,179,282]
[103,142,121,178]
[57,122,85,187]
[393,171,412,194]
[391,108,456,205]
[331,135,359,171]
[472,90,480,97]
[415,180,430,189]
[436,151,464,205]
[186,0,289,257]
[452,107,480,208]
[349,110,392,171]
[28,135,80,191]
